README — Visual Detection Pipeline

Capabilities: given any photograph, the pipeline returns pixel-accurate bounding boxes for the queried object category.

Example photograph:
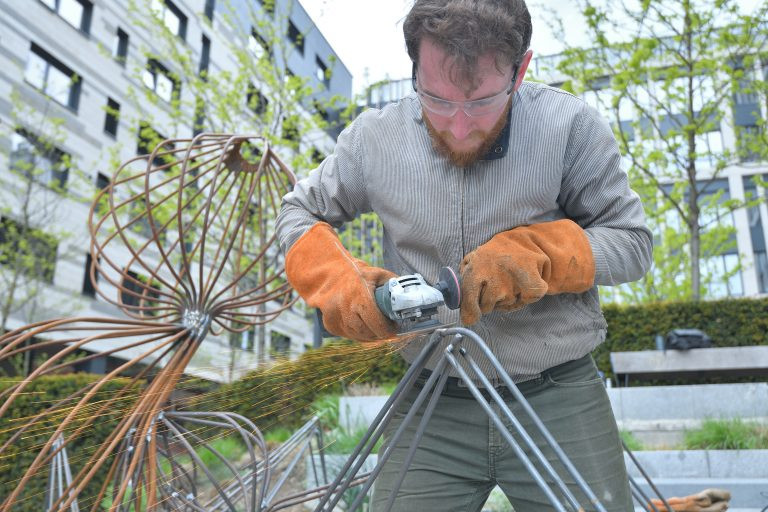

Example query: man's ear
[514,50,534,91]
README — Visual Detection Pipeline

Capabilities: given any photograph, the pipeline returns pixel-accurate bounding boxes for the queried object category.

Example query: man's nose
[448,110,472,140]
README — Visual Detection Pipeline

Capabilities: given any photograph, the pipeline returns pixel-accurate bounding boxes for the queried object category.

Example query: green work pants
[370,354,633,511]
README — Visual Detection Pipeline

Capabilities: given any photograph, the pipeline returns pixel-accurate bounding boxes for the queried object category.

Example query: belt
[415,368,517,400]
[414,354,594,400]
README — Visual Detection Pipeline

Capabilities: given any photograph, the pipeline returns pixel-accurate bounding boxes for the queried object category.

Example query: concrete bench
[609,345,768,386]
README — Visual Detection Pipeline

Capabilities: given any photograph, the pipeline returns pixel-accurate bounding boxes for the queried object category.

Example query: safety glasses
[412,62,518,117]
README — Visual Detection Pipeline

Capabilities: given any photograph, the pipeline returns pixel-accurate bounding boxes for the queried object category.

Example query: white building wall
[0,0,348,381]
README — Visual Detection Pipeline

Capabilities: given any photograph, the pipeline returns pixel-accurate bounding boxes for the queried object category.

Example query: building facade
[0,0,351,382]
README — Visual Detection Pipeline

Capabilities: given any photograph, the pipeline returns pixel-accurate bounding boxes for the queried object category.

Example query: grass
[620,430,645,451]
[683,418,768,450]
[264,426,293,444]
[323,425,384,454]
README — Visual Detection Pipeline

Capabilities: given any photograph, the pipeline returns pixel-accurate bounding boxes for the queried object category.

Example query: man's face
[416,38,516,167]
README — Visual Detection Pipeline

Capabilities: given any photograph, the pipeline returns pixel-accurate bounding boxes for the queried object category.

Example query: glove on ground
[650,488,731,512]
[285,222,397,341]
[460,219,595,325]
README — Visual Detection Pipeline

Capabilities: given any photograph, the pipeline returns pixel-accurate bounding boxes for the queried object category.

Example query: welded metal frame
[310,327,679,512]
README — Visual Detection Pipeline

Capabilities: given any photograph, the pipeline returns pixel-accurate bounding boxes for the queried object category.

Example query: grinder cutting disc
[434,266,461,310]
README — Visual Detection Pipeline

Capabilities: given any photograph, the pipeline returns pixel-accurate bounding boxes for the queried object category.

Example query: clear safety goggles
[412,63,518,117]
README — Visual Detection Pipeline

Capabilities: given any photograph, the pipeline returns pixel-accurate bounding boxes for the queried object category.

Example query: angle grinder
[315,266,461,338]
[374,266,461,335]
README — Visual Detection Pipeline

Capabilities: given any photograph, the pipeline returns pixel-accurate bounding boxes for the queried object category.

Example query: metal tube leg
[327,355,451,512]
[443,349,570,512]
[378,364,452,512]
[315,332,443,511]
[447,327,608,512]
[459,349,582,511]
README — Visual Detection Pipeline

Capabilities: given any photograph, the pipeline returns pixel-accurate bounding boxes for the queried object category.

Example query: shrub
[0,374,140,512]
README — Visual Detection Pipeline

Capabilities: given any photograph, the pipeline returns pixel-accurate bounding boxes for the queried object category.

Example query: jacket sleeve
[558,104,653,286]
[276,114,371,255]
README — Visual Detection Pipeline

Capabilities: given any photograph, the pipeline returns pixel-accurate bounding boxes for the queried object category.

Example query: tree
[0,91,87,375]
[546,0,768,301]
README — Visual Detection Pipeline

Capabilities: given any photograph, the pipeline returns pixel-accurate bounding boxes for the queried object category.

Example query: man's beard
[423,100,511,168]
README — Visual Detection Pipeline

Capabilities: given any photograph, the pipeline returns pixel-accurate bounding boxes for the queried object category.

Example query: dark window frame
[204,0,215,21]
[103,97,120,137]
[287,19,304,56]
[26,43,82,112]
[199,34,211,76]
[115,28,129,66]
[10,128,70,190]
[40,0,93,34]
[82,252,98,296]
[315,55,329,87]
[246,84,269,115]
[142,58,180,103]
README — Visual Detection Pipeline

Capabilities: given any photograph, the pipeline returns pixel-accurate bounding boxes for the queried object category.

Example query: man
[276,0,652,510]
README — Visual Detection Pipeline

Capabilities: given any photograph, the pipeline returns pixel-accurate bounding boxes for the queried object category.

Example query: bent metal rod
[313,327,608,512]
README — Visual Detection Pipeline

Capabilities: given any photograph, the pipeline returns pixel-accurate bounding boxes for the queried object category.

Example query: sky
[298,0,764,96]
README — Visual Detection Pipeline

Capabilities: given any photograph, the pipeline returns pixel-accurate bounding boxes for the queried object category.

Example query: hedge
[598,296,768,382]
[0,374,139,512]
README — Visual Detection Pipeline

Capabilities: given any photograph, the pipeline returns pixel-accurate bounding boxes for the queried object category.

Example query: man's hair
[403,0,532,89]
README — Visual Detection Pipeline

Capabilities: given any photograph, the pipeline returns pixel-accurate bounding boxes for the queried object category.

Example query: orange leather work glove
[285,222,397,341]
[650,488,731,512]
[460,219,595,325]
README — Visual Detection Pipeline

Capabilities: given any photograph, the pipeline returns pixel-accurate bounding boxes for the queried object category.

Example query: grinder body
[374,266,461,334]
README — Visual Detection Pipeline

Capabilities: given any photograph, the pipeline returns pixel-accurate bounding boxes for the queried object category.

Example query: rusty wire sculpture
[0,134,305,511]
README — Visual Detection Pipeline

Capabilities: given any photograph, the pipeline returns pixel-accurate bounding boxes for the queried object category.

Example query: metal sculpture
[308,327,682,512]
[0,134,300,511]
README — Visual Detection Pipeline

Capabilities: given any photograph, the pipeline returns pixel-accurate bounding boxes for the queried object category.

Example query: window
[150,0,187,40]
[193,97,205,136]
[142,58,179,102]
[204,0,215,21]
[82,252,98,296]
[287,20,303,55]
[231,328,255,351]
[737,125,762,162]
[256,0,274,15]
[114,28,129,65]
[137,122,171,168]
[199,35,211,76]
[310,147,325,166]
[10,129,69,189]
[104,98,120,137]
[249,27,271,58]
[246,84,268,115]
[270,331,290,357]
[25,44,81,111]
[96,172,110,190]
[120,270,161,314]
[93,172,111,214]
[313,100,329,122]
[0,216,58,283]
[694,130,723,168]
[41,0,93,33]
[743,176,768,293]
[315,56,329,87]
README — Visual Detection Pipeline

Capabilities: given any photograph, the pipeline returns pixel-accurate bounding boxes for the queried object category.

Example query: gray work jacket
[276,81,652,383]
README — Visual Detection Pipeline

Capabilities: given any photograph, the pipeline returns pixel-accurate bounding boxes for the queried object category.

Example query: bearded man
[276,0,652,510]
